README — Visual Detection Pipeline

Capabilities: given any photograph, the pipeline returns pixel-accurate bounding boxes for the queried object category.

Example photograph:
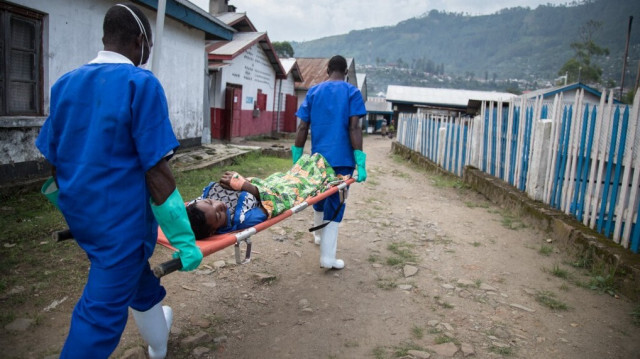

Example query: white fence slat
[620,91,640,245]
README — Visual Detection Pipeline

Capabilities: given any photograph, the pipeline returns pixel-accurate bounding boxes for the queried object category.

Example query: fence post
[526,120,553,201]
[438,126,446,166]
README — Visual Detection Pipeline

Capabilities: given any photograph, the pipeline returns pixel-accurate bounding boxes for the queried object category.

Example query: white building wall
[216,43,277,111]
[6,0,207,166]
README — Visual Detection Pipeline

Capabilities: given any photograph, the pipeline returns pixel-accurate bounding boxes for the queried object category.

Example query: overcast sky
[192,0,571,42]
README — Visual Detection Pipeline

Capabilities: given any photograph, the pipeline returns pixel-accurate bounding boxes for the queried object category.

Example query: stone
[441,284,455,290]
[407,349,431,358]
[427,320,440,327]
[398,284,413,291]
[213,260,226,269]
[457,279,475,287]
[192,346,210,358]
[192,318,211,328]
[440,322,454,332]
[509,303,535,312]
[252,272,276,283]
[214,335,228,344]
[479,283,497,291]
[403,265,418,277]
[460,342,475,357]
[181,331,212,346]
[428,342,458,357]
[120,346,146,359]
[4,318,34,331]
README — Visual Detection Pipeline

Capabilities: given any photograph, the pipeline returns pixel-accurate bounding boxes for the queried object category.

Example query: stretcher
[153,177,354,278]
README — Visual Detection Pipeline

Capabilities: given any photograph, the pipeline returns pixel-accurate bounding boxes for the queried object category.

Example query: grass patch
[538,245,554,256]
[372,346,386,359]
[393,342,425,357]
[433,296,454,309]
[386,242,417,267]
[535,290,569,310]
[471,241,482,247]
[391,169,410,179]
[434,334,459,345]
[489,345,514,356]
[631,306,640,326]
[377,278,397,290]
[549,263,569,279]
[411,325,424,339]
[500,213,526,230]
[465,201,489,209]
[431,174,466,189]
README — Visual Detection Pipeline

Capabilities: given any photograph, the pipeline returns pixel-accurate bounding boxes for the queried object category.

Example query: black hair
[103,2,152,47]
[328,55,348,74]
[186,204,211,240]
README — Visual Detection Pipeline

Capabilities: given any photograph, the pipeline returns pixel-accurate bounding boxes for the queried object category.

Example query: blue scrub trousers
[60,251,166,358]
[313,166,354,222]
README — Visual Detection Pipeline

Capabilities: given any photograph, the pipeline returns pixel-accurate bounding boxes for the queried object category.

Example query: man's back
[297,80,366,167]
[37,63,178,265]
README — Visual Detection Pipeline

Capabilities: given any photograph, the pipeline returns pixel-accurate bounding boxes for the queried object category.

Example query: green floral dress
[249,153,338,218]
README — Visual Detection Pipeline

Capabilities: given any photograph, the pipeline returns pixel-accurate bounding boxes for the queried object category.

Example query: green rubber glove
[291,145,303,164]
[151,189,203,271]
[354,150,367,183]
[41,177,60,210]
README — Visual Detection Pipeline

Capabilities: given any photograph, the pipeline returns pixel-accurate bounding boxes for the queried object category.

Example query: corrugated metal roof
[295,58,329,90]
[216,12,257,32]
[207,32,285,78]
[280,58,303,82]
[386,85,516,108]
[365,98,392,113]
[207,32,265,57]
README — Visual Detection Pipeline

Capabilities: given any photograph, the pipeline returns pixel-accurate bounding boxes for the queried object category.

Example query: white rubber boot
[132,303,173,359]
[319,221,344,269]
[313,210,325,245]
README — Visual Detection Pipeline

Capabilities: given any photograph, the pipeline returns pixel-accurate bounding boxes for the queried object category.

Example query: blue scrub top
[296,81,366,168]
[36,63,179,268]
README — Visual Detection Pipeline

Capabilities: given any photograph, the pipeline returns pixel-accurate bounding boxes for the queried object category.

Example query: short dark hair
[328,55,347,73]
[103,3,152,47]
[186,204,210,240]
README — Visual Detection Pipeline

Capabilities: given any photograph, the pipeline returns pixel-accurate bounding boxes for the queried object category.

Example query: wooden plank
[621,91,640,246]
[583,92,606,227]
[589,91,616,229]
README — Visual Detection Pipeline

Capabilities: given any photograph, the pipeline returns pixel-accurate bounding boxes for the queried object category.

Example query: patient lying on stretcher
[186,153,339,239]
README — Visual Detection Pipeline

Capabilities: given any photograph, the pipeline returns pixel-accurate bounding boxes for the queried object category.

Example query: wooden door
[283,94,298,132]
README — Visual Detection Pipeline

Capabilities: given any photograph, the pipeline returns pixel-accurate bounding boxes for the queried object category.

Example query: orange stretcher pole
[153,178,355,278]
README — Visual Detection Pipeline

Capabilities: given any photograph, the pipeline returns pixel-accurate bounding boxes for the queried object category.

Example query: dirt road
[143,136,638,358]
[8,136,638,358]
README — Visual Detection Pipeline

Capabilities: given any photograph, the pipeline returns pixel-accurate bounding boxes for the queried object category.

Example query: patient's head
[186,199,228,239]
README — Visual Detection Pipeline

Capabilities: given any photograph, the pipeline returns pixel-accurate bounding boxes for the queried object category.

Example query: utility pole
[619,16,633,99]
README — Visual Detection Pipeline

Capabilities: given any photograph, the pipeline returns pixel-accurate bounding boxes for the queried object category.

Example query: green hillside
[292,0,640,94]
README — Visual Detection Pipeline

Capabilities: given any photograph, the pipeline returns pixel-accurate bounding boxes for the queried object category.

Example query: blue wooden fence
[397,91,640,252]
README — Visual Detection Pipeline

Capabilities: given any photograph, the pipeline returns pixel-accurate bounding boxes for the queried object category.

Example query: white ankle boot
[320,221,344,269]
[313,210,325,245]
[132,303,173,359]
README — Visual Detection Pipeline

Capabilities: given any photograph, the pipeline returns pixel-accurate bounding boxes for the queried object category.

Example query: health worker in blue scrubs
[36,3,201,358]
[293,55,368,270]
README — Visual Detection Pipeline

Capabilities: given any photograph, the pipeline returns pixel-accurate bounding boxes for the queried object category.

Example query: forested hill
[292,0,640,87]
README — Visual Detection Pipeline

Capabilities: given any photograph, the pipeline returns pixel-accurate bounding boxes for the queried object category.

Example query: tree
[272,41,294,58]
[558,20,609,84]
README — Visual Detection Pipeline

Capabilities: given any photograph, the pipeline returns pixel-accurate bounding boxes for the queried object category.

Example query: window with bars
[0,3,43,116]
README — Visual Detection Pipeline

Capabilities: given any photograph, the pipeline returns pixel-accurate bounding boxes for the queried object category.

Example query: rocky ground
[4,135,640,358]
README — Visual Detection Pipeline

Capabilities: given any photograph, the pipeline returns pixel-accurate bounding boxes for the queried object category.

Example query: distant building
[365,97,393,133]
[386,85,516,118]
[206,30,285,140]
[522,82,621,105]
